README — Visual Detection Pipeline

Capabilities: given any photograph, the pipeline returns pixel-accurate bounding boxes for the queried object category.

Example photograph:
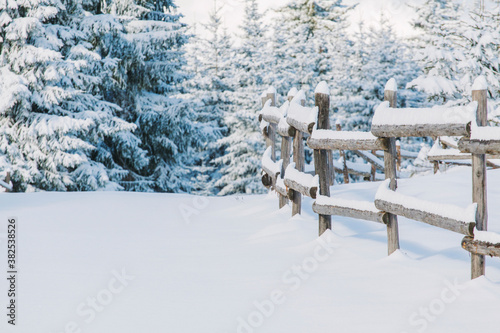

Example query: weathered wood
[280,136,291,208]
[292,98,306,216]
[396,141,401,171]
[275,178,288,198]
[471,86,488,279]
[336,124,349,184]
[313,202,388,224]
[307,134,389,151]
[261,98,271,149]
[462,236,500,257]
[383,87,400,255]
[261,164,279,187]
[428,153,472,161]
[374,198,475,236]
[315,91,332,235]
[261,173,272,188]
[287,117,316,135]
[371,150,377,181]
[458,138,500,155]
[277,120,296,137]
[371,123,470,138]
[284,178,317,199]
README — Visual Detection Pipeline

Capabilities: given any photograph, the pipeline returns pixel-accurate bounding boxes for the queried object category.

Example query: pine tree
[93,0,216,192]
[271,0,354,97]
[0,0,147,191]
[407,0,462,102]
[336,15,422,131]
[211,0,271,195]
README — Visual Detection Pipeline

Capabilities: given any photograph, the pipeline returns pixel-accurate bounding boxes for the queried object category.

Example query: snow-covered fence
[258,76,500,280]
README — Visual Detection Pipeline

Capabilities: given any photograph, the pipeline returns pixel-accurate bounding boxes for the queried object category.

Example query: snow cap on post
[266,86,277,95]
[287,87,299,98]
[472,76,488,91]
[260,91,267,98]
[385,78,397,92]
[291,90,306,105]
[315,81,330,95]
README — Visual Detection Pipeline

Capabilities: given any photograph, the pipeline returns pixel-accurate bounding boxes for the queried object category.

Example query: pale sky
[174,0,424,37]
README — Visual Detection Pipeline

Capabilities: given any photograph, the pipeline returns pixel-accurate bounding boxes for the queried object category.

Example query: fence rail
[258,77,500,280]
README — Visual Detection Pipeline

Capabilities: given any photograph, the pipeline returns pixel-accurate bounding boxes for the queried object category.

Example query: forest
[0,0,499,194]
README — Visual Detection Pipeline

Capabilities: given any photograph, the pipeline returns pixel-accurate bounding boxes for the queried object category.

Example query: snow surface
[475,230,500,244]
[375,179,477,223]
[287,87,299,98]
[262,147,282,175]
[2,167,500,332]
[428,140,470,159]
[290,90,306,104]
[314,81,330,95]
[286,103,318,127]
[470,123,500,141]
[472,76,488,91]
[372,101,477,126]
[311,129,379,141]
[385,78,398,91]
[284,163,319,189]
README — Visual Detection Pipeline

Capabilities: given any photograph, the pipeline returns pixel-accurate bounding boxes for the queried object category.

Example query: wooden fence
[258,77,500,280]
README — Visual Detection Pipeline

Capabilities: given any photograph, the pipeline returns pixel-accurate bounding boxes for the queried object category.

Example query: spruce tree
[0,0,146,191]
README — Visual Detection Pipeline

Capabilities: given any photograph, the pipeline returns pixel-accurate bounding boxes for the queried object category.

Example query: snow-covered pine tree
[182,16,230,194]
[336,15,422,131]
[271,0,354,97]
[0,0,146,191]
[95,0,217,192]
[212,0,270,195]
[407,0,462,102]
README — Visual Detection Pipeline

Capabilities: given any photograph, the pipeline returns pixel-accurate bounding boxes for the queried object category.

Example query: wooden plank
[315,89,332,235]
[287,117,315,135]
[261,172,272,188]
[371,123,470,138]
[471,86,488,279]
[458,138,500,155]
[312,202,388,224]
[374,198,475,236]
[383,85,400,255]
[284,178,317,199]
[307,134,389,151]
[462,236,500,257]
[371,150,377,181]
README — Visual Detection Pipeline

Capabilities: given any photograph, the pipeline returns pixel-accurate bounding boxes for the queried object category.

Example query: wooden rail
[258,77,500,280]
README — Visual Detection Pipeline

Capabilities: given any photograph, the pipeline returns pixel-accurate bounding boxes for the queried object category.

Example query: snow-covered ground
[1,166,500,332]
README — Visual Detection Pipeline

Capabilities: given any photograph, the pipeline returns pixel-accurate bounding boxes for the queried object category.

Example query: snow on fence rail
[258,77,500,280]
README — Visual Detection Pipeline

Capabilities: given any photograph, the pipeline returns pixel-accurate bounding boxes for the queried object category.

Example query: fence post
[471,77,488,279]
[336,122,349,184]
[383,79,400,255]
[315,82,332,235]
[371,150,377,181]
[291,93,306,216]
[266,87,277,162]
[277,90,296,209]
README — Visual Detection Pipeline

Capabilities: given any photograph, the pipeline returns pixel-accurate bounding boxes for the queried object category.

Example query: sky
[174,0,423,37]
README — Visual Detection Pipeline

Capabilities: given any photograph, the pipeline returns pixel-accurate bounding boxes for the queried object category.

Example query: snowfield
[2,167,500,332]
